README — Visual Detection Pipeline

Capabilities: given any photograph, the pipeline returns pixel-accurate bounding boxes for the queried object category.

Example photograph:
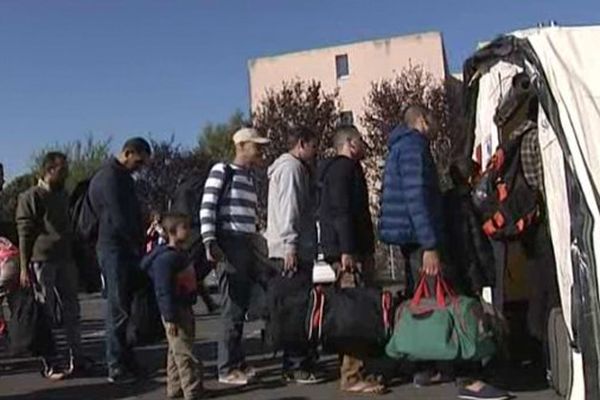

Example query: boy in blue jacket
[141,213,202,400]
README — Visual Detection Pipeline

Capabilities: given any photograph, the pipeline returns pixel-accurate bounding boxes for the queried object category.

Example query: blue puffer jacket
[378,125,443,250]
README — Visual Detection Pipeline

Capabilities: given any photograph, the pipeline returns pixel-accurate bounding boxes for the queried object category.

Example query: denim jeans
[217,233,266,375]
[97,246,140,373]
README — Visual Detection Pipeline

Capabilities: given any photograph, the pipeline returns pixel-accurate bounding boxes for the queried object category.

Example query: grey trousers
[31,260,83,361]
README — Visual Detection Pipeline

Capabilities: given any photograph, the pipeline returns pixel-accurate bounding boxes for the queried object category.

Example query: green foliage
[252,80,341,164]
[0,173,36,241]
[32,135,112,191]
[198,110,248,162]
[137,137,212,216]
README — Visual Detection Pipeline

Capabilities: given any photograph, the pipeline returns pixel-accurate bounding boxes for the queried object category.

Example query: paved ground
[0,294,561,400]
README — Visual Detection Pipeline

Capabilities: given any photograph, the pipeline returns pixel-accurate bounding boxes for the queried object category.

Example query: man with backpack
[88,138,152,384]
[16,152,89,379]
[200,127,270,386]
[379,106,509,400]
[264,127,321,384]
[318,125,384,395]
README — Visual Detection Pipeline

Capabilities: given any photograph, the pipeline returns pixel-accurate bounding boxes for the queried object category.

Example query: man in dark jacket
[379,106,509,400]
[16,152,89,379]
[379,106,444,285]
[319,125,384,395]
[88,137,151,384]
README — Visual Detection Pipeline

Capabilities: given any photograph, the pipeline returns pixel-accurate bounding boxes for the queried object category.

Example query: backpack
[69,178,102,293]
[0,237,19,295]
[472,136,541,240]
[70,178,99,243]
[169,164,234,229]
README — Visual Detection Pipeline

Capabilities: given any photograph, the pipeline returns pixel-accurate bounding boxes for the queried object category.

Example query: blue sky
[1,0,598,179]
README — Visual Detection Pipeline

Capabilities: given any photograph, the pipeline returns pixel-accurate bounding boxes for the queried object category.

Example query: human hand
[422,250,442,276]
[206,241,224,263]
[341,253,355,273]
[166,322,178,337]
[20,269,31,288]
[283,250,298,274]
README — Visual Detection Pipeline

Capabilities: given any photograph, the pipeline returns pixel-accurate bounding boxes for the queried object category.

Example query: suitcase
[547,307,573,398]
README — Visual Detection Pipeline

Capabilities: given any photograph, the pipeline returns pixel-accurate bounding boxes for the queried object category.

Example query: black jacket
[89,158,144,253]
[318,156,375,260]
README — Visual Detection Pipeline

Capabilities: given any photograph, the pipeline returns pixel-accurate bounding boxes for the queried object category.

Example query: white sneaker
[218,370,249,386]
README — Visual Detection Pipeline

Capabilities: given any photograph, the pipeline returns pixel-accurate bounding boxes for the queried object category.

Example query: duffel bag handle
[412,274,455,308]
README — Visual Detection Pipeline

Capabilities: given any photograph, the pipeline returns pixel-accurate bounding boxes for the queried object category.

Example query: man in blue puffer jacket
[379,105,443,288]
[379,106,510,400]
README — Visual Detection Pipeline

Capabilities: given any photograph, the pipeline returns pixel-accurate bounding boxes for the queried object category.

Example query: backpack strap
[216,163,235,209]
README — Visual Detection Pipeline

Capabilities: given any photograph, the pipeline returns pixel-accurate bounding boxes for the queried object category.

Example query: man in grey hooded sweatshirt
[264,127,320,384]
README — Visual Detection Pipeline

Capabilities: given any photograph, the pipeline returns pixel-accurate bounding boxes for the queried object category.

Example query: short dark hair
[403,105,430,128]
[41,152,67,174]
[122,137,152,156]
[287,127,317,150]
[161,212,191,236]
[332,125,361,150]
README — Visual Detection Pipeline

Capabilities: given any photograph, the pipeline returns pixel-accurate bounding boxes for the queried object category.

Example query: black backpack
[69,178,102,293]
[472,136,541,240]
[169,164,234,229]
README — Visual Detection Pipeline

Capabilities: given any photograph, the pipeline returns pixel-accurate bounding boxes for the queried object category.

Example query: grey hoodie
[264,153,317,263]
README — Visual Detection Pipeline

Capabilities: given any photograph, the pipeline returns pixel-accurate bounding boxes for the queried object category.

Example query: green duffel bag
[386,276,496,361]
[451,294,496,361]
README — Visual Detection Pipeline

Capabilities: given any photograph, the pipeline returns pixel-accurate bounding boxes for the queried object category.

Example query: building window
[335,54,349,79]
[340,111,354,126]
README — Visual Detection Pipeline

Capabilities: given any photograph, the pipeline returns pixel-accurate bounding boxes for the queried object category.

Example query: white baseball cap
[232,127,270,145]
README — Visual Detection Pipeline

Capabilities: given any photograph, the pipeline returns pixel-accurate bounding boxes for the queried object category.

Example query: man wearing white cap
[200,127,270,386]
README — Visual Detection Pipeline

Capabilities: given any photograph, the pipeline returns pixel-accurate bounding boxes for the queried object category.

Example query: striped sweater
[200,163,258,243]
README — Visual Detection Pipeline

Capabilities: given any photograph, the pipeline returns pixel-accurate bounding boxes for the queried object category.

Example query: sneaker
[108,368,137,385]
[458,384,512,400]
[66,356,96,378]
[40,360,67,381]
[413,371,454,388]
[283,369,324,385]
[218,370,249,386]
[167,389,184,399]
[241,365,257,379]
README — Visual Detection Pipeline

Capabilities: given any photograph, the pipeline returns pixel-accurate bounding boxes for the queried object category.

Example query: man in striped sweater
[200,127,270,386]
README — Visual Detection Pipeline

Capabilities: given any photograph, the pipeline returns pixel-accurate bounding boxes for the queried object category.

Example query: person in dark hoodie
[142,213,203,400]
[379,106,509,400]
[319,125,384,395]
[88,137,151,384]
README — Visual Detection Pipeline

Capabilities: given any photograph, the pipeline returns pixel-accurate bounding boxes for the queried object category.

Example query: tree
[252,80,341,227]
[0,173,36,242]
[252,80,341,164]
[32,135,112,191]
[137,137,212,215]
[361,66,462,276]
[361,65,460,217]
[198,110,248,162]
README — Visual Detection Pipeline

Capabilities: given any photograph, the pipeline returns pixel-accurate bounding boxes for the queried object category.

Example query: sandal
[343,380,386,395]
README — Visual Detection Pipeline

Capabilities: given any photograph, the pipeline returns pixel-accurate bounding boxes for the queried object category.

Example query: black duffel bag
[8,288,55,357]
[264,271,312,352]
[307,286,393,356]
[126,276,165,347]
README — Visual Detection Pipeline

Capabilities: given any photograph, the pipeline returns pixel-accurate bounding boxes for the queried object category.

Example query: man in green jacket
[16,152,88,379]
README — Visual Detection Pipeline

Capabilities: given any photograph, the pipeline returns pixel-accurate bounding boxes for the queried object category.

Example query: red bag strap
[435,275,456,306]
[411,275,431,306]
